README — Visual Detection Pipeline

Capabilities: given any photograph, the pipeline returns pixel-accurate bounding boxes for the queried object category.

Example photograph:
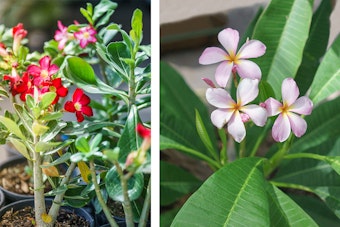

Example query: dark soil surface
[0,205,90,227]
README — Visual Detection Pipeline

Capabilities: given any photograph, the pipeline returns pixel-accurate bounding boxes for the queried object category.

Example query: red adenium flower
[74,26,97,48]
[136,123,151,139]
[64,88,93,122]
[27,56,59,85]
[12,23,27,54]
[41,78,68,104]
[4,69,33,101]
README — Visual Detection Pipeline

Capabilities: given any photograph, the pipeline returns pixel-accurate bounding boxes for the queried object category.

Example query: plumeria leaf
[325,156,340,175]
[105,165,144,202]
[309,34,340,105]
[252,0,313,98]
[295,0,332,95]
[258,80,276,102]
[0,116,25,140]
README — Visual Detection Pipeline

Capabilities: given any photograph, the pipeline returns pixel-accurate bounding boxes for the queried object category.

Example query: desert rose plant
[160,0,340,226]
[0,0,150,226]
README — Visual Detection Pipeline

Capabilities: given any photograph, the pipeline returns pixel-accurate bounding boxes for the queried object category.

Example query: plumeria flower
[263,78,313,142]
[64,88,93,122]
[54,20,72,50]
[12,23,27,55]
[74,26,97,48]
[27,56,59,85]
[199,28,266,88]
[206,78,267,142]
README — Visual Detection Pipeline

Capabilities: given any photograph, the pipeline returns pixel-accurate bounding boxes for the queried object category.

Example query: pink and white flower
[54,20,72,50]
[199,28,266,88]
[264,78,313,142]
[206,78,267,142]
[74,26,97,48]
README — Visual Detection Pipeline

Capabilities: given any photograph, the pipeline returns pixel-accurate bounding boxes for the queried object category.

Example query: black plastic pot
[0,199,95,226]
[0,189,4,208]
[0,156,33,202]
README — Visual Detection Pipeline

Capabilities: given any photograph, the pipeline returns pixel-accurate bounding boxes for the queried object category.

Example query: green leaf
[117,105,140,162]
[80,6,93,25]
[171,157,269,226]
[8,137,31,160]
[89,133,102,151]
[294,0,332,95]
[0,116,25,140]
[39,92,56,110]
[130,8,143,44]
[75,137,90,153]
[105,165,144,202]
[309,34,340,105]
[106,41,130,81]
[160,62,217,158]
[93,0,117,26]
[252,0,313,98]
[64,56,98,85]
[266,183,318,226]
[40,152,71,167]
[326,156,340,175]
[35,141,62,153]
[160,161,201,206]
[258,80,276,102]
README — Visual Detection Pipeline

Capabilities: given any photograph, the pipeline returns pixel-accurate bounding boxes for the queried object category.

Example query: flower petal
[206,88,235,108]
[64,101,75,113]
[290,96,313,115]
[237,40,266,59]
[215,62,233,88]
[39,56,51,70]
[272,114,291,142]
[235,60,262,80]
[218,28,239,56]
[73,88,84,102]
[227,111,246,143]
[282,78,299,106]
[79,93,91,105]
[81,106,93,117]
[288,112,307,138]
[27,65,41,76]
[264,98,282,116]
[199,47,227,65]
[242,105,267,126]
[76,111,85,122]
[237,78,259,105]
[211,109,234,129]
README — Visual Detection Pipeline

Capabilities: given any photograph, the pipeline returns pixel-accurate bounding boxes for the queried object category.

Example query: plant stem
[249,118,272,157]
[138,177,151,227]
[114,161,135,227]
[270,181,314,193]
[89,160,118,227]
[284,153,327,161]
[48,162,77,226]
[218,128,228,165]
[128,48,137,111]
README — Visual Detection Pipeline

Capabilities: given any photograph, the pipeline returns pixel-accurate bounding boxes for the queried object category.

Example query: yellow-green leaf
[0,116,25,140]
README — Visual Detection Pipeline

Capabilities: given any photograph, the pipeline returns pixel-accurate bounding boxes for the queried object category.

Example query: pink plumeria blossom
[74,26,97,48]
[54,20,72,50]
[206,78,267,142]
[27,56,59,85]
[264,78,313,142]
[199,28,266,88]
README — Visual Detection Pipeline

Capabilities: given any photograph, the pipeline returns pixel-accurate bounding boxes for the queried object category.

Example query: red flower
[136,123,151,139]
[12,23,27,54]
[42,78,68,104]
[4,69,33,101]
[27,56,59,85]
[64,88,93,122]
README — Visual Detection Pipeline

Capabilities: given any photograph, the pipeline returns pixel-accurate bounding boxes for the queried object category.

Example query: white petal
[290,96,313,115]
[215,62,233,88]
[264,98,282,116]
[199,47,227,65]
[218,28,239,57]
[272,114,291,142]
[282,78,299,106]
[242,105,267,126]
[227,111,246,143]
[206,88,235,108]
[211,109,234,129]
[237,78,259,105]
[237,40,266,59]
[236,60,262,80]
[288,112,307,138]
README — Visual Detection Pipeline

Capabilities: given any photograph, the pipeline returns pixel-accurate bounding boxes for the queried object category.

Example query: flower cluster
[200,28,313,142]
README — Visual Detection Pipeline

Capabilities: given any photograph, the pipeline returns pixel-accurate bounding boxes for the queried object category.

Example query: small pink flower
[64,88,93,122]
[199,28,266,88]
[264,78,313,142]
[206,78,267,142]
[74,26,97,48]
[27,56,59,85]
[54,20,71,50]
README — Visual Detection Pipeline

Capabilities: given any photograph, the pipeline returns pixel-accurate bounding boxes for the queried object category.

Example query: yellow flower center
[280,102,290,115]
[74,102,82,111]
[83,32,90,39]
[41,69,49,78]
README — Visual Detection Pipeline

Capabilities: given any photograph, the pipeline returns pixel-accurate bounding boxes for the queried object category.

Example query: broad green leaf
[13,104,33,135]
[252,0,313,98]
[161,207,181,227]
[80,7,93,25]
[117,105,140,162]
[41,121,67,142]
[107,41,130,81]
[75,137,90,153]
[35,141,62,153]
[93,0,117,25]
[0,116,25,140]
[8,137,31,160]
[89,133,102,151]
[160,62,217,158]
[40,152,71,167]
[130,9,143,44]
[266,183,318,226]
[294,0,332,95]
[309,34,340,104]
[258,80,275,102]
[311,186,340,218]
[326,156,340,175]
[105,165,144,202]
[160,161,201,206]
[64,56,97,85]
[171,157,269,227]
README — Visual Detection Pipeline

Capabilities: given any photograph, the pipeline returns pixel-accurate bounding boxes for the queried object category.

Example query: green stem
[114,161,135,227]
[284,153,327,161]
[89,161,118,227]
[128,45,138,111]
[218,128,228,165]
[249,119,272,157]
[239,139,246,158]
[270,181,314,193]
[138,177,151,227]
